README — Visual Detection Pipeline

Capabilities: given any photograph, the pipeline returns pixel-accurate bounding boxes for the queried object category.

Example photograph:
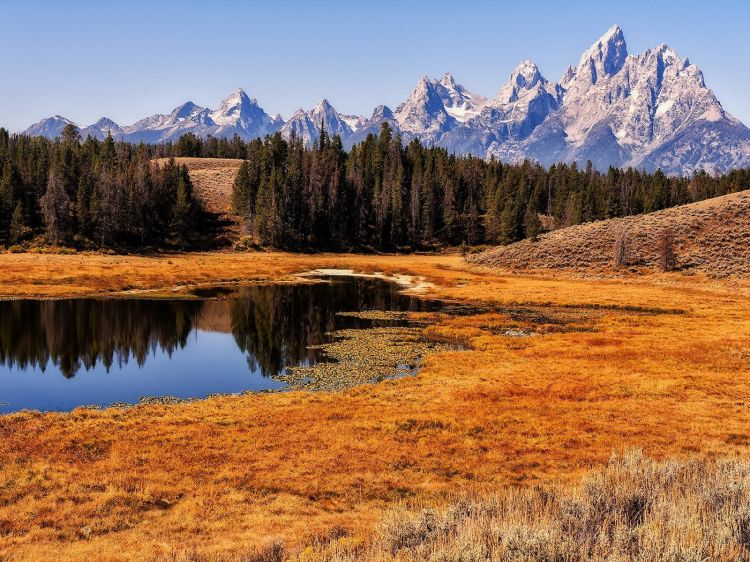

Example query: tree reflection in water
[0,277,438,379]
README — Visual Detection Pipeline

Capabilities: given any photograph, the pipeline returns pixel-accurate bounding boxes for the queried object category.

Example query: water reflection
[0,277,438,412]
[0,299,199,378]
[228,280,435,377]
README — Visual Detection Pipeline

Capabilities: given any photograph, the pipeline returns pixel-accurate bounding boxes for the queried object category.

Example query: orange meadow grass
[0,252,749,560]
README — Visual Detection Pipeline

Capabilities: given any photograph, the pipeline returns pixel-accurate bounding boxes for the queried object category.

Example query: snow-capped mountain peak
[441,60,563,152]
[511,60,543,87]
[168,101,212,126]
[92,117,119,129]
[205,88,280,139]
[435,73,488,122]
[171,101,201,118]
[19,25,750,175]
[400,75,442,111]
[210,89,255,126]
[315,98,333,110]
[24,115,75,138]
[78,117,122,140]
[493,60,550,105]
[394,75,453,137]
[577,24,628,83]
[439,72,456,87]
[507,25,750,175]
[280,98,362,145]
[371,105,394,121]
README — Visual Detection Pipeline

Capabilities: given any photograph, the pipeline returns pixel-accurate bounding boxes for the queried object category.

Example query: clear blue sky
[1,0,748,132]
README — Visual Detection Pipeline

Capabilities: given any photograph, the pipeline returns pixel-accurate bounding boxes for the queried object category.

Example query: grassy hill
[469,190,750,277]
[155,157,244,245]
[155,157,243,216]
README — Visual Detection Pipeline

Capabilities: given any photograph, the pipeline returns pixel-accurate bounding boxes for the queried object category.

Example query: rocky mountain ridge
[22,25,750,175]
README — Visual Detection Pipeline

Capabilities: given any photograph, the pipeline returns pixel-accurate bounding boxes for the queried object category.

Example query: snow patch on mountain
[435,73,487,122]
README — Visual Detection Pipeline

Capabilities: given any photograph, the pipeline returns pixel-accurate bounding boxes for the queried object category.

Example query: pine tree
[40,170,72,245]
[0,163,21,245]
[232,160,254,217]
[254,169,281,246]
[171,166,195,248]
[523,203,541,241]
[318,119,328,150]
[61,123,80,145]
[499,197,521,245]
[0,179,9,246]
[76,173,94,240]
[9,200,26,244]
[100,132,116,167]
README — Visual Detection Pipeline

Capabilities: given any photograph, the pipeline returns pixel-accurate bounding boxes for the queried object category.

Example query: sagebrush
[299,450,750,562]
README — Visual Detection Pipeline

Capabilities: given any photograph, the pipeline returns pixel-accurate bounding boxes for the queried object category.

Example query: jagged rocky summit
[23,25,750,175]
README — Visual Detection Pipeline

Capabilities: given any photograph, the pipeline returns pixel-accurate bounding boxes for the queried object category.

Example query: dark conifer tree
[524,202,541,241]
[40,169,72,245]
[232,160,254,217]
[171,165,196,248]
[9,200,27,244]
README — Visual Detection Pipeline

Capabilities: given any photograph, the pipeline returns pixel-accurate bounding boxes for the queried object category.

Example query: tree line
[1,123,748,251]
[0,124,201,249]
[231,122,750,250]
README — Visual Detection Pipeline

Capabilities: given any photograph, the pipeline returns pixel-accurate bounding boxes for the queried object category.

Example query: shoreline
[1,250,747,302]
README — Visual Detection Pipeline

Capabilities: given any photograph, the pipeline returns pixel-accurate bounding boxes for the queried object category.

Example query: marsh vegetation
[0,277,441,411]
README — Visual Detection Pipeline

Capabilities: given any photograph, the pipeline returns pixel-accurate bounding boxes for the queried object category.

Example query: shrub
[613,227,630,267]
[300,450,750,562]
[657,227,677,272]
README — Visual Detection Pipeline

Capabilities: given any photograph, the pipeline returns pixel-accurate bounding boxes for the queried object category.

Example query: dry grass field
[0,251,461,299]
[1,252,750,560]
[155,157,244,217]
[306,451,750,561]
[470,190,750,277]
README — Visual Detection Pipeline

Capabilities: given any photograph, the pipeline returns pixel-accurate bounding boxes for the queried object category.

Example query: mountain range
[22,25,750,175]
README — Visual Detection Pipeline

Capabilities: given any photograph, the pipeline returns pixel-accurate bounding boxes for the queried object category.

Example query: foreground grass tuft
[298,450,750,561]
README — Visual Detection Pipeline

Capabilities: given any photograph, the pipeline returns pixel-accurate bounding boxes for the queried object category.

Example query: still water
[0,277,439,413]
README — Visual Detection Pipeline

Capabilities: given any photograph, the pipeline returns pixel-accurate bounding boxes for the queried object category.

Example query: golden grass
[0,252,460,299]
[303,450,750,561]
[154,157,244,216]
[1,252,750,561]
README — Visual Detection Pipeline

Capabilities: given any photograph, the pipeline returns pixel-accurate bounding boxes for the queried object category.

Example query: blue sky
[1,0,748,132]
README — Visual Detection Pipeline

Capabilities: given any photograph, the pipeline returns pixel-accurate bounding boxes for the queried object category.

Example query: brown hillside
[155,157,243,216]
[469,190,750,277]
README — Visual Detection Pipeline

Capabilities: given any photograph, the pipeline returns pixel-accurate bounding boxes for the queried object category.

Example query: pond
[0,277,441,413]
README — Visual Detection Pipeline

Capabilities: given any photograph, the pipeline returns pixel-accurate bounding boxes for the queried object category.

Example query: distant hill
[155,157,242,217]
[154,157,244,245]
[468,190,750,277]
